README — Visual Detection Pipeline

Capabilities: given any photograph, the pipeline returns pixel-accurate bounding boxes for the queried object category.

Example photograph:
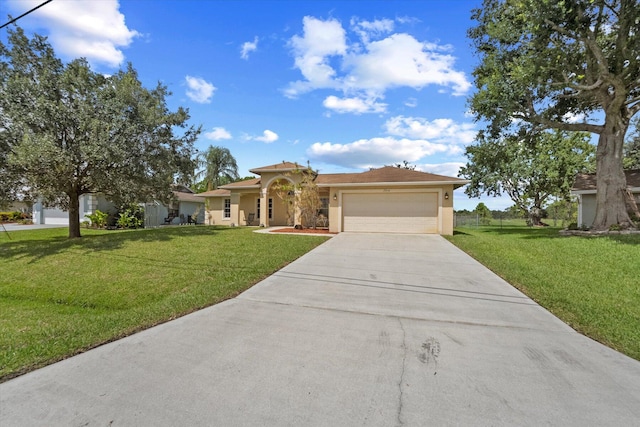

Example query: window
[268,198,273,219]
[318,197,329,219]
[256,198,261,219]
[223,199,231,219]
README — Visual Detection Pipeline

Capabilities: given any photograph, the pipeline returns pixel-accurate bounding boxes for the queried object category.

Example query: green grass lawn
[0,226,329,381]
[447,225,640,361]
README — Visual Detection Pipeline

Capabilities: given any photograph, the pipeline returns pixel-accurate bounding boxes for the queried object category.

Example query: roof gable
[249,162,305,174]
[316,166,468,186]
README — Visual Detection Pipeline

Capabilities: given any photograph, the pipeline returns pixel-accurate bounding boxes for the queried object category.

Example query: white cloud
[285,16,471,109]
[343,34,470,96]
[384,115,477,146]
[6,0,139,68]
[254,130,279,143]
[416,162,465,178]
[562,112,586,123]
[185,76,216,104]
[404,97,418,108]
[350,17,394,43]
[241,37,259,60]
[323,95,387,114]
[204,127,232,140]
[285,16,347,97]
[307,137,451,169]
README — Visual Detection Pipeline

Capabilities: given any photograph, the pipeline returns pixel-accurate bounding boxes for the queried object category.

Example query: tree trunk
[591,127,636,230]
[528,206,543,226]
[68,191,82,238]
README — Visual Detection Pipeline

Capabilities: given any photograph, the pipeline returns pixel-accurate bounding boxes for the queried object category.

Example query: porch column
[294,189,302,226]
[260,188,269,227]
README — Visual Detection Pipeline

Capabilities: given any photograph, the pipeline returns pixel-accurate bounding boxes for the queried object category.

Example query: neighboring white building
[32,194,114,225]
[571,169,640,227]
[32,186,205,227]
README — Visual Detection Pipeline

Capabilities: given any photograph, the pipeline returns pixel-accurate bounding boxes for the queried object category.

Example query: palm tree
[195,146,239,191]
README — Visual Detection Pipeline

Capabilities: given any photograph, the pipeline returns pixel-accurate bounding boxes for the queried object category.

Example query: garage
[342,192,439,233]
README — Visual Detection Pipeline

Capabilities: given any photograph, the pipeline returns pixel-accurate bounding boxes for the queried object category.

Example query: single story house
[571,169,640,226]
[33,186,204,227]
[197,161,469,235]
[33,193,114,225]
[145,185,205,227]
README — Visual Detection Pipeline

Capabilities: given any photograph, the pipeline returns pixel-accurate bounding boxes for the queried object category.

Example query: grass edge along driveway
[447,225,640,361]
[0,226,329,382]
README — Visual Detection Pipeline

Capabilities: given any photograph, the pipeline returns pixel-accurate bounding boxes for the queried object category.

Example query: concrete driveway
[1,233,639,426]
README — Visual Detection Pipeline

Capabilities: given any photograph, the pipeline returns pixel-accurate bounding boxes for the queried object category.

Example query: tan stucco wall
[203,197,227,225]
[440,184,455,235]
[239,194,258,225]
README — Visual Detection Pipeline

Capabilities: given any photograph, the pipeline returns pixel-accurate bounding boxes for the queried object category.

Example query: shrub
[115,204,144,229]
[609,224,622,231]
[567,222,578,230]
[84,210,108,228]
[0,211,24,222]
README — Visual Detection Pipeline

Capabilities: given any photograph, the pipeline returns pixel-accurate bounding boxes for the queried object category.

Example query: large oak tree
[469,0,640,230]
[1,27,200,238]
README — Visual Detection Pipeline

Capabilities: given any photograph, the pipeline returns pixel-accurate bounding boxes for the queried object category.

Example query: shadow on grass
[455,225,640,245]
[0,226,236,263]
[456,225,562,239]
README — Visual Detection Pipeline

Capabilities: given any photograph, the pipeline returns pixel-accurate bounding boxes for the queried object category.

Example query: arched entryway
[263,176,297,226]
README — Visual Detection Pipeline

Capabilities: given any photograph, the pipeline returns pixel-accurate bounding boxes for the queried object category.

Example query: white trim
[576,194,583,226]
[263,174,296,190]
[572,186,640,195]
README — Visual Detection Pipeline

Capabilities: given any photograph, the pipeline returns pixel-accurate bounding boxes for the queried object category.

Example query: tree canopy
[195,146,239,191]
[469,0,640,230]
[624,119,640,169]
[460,129,594,225]
[0,26,200,238]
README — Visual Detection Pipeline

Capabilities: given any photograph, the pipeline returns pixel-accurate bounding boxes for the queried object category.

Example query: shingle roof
[249,162,305,174]
[173,191,204,203]
[196,189,231,197]
[201,164,468,193]
[572,169,640,191]
[219,178,261,189]
[315,166,468,187]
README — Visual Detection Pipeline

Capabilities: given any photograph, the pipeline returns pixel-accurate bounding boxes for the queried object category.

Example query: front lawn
[447,225,640,361]
[0,226,329,381]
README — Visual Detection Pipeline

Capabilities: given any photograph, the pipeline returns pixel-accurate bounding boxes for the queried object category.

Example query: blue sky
[1,0,515,211]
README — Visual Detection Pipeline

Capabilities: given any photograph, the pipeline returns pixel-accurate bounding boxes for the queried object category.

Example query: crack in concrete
[397,317,407,427]
[238,297,567,334]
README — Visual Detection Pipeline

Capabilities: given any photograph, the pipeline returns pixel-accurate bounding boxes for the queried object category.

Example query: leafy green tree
[624,119,640,169]
[546,198,578,227]
[1,26,199,238]
[474,202,492,225]
[469,0,640,230]
[460,130,594,226]
[391,160,417,170]
[195,146,239,191]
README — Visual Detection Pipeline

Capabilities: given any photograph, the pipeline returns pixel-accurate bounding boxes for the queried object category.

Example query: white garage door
[342,192,438,233]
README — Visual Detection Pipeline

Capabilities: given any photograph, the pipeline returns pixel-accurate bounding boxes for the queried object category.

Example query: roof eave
[571,186,640,194]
